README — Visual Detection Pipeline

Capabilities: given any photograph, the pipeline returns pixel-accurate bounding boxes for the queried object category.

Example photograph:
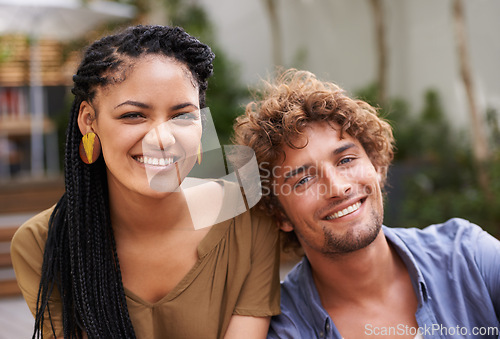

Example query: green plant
[355,83,500,237]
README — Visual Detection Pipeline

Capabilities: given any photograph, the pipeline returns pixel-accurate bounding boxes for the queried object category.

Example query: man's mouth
[324,200,362,220]
[133,155,176,166]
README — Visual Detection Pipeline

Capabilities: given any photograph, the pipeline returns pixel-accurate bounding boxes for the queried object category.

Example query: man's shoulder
[384,217,484,247]
[384,217,498,271]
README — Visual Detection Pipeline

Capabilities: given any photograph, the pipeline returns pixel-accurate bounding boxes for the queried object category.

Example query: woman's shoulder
[11,205,55,255]
[10,206,56,304]
[230,207,277,250]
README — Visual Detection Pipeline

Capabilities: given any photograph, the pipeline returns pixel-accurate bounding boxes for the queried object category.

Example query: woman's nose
[143,121,176,150]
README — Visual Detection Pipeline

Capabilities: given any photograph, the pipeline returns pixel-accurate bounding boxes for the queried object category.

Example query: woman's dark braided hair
[33,25,214,338]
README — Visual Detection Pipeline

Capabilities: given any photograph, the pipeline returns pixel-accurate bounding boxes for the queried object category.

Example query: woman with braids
[11,25,280,338]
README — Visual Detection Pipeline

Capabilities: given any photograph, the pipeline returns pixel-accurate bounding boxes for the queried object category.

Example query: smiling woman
[10,25,280,339]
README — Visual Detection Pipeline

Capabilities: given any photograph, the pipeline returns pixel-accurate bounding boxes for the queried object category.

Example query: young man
[234,69,500,338]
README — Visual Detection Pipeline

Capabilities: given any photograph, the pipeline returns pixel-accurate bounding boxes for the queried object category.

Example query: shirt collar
[292,227,430,338]
[297,256,333,333]
[382,225,430,303]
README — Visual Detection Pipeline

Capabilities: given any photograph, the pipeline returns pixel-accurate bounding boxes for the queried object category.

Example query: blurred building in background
[0,36,76,180]
[199,0,500,129]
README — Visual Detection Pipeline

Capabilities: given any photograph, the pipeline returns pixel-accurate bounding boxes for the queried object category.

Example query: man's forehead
[275,123,351,162]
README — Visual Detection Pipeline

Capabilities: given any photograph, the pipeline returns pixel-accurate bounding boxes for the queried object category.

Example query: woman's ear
[77,101,96,135]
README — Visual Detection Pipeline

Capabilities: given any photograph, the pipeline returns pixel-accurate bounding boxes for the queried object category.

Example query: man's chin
[322,221,382,256]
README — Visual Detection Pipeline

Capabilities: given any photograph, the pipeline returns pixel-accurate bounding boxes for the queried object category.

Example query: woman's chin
[148,171,183,193]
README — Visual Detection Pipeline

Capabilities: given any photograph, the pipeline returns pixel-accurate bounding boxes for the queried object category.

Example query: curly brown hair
[233,69,394,252]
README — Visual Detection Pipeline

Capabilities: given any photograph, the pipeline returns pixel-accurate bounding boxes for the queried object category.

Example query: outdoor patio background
[1,0,499,336]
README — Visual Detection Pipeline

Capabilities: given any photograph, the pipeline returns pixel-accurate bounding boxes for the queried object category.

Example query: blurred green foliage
[355,84,500,237]
[0,38,13,63]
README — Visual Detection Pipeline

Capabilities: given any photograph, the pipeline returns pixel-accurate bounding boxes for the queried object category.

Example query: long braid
[33,25,214,338]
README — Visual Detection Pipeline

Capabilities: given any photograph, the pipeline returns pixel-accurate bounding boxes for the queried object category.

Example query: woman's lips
[133,155,176,166]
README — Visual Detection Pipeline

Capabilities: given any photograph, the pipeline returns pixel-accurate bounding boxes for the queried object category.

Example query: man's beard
[321,209,383,257]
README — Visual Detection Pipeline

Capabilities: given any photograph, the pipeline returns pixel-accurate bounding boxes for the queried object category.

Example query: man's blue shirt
[268,218,500,338]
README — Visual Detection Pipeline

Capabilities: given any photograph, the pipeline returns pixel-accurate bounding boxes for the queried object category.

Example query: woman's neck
[108,178,225,238]
[109,185,193,237]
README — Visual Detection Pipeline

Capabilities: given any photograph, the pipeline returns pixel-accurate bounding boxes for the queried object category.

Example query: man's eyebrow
[334,142,357,155]
[114,100,150,110]
[284,164,311,182]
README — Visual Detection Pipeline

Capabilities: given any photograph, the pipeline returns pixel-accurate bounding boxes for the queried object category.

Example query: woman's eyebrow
[113,101,199,111]
[114,100,151,110]
[171,102,199,111]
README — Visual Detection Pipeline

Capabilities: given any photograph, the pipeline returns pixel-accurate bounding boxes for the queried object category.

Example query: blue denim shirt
[269,219,500,338]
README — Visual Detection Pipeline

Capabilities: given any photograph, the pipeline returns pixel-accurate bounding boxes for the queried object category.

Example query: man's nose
[322,165,352,199]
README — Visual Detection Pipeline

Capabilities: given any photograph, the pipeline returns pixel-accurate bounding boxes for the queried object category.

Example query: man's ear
[274,208,294,232]
[77,101,96,135]
[373,164,384,184]
[279,219,294,232]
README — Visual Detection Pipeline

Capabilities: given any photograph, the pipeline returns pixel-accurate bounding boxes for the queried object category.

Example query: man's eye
[339,157,355,165]
[294,176,313,188]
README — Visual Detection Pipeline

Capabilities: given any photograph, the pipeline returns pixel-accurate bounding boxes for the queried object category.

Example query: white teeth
[325,201,362,220]
[135,156,173,166]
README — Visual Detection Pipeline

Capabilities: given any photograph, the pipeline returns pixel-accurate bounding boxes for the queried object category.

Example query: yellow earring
[79,132,101,164]
[197,144,202,165]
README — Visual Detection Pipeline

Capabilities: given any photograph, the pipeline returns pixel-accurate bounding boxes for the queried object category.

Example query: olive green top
[11,187,280,338]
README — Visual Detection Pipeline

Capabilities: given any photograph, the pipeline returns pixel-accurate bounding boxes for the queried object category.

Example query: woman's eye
[119,112,145,120]
[172,112,198,121]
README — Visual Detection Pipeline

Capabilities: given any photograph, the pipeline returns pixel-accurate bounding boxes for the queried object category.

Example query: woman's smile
[134,155,176,166]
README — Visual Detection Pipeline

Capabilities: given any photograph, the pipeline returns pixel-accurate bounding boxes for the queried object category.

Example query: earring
[79,132,101,164]
[197,144,202,165]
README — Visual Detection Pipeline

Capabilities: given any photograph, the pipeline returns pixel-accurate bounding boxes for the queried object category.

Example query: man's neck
[306,228,406,308]
[305,228,419,338]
